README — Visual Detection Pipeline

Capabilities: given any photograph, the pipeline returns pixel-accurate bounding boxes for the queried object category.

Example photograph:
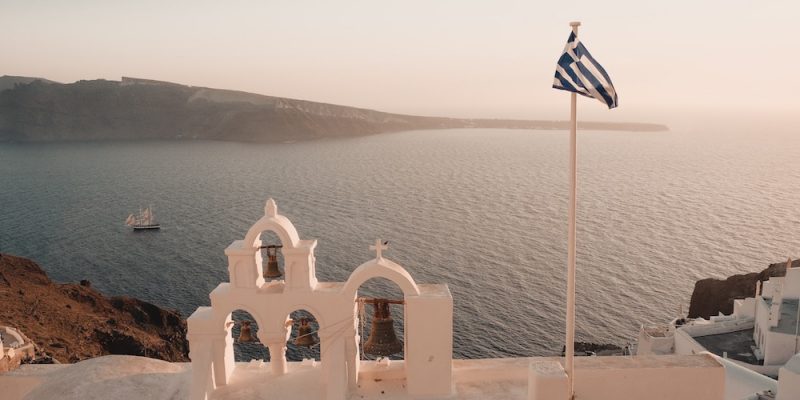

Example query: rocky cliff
[0,75,58,92]
[0,76,668,143]
[688,259,799,319]
[0,253,188,363]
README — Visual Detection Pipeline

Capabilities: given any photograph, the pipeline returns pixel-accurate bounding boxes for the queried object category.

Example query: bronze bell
[293,318,318,347]
[264,244,283,279]
[238,321,255,343]
[363,300,403,356]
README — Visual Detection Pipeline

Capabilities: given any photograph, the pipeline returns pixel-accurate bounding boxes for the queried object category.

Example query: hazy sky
[2,1,798,124]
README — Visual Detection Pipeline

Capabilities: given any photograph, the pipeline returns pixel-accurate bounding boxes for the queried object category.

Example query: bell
[363,300,403,356]
[238,321,255,343]
[264,244,283,279]
[294,318,318,347]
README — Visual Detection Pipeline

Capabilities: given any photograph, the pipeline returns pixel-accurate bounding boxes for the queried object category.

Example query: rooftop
[693,329,760,365]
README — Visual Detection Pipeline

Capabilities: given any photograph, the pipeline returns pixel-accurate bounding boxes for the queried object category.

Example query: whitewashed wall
[528,355,724,400]
[765,331,799,366]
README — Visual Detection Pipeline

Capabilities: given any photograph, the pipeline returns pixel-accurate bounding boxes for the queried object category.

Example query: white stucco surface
[2,356,190,400]
[0,354,743,400]
[778,354,800,400]
[708,353,778,400]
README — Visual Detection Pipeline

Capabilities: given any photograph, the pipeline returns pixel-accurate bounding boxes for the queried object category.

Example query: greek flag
[553,32,618,109]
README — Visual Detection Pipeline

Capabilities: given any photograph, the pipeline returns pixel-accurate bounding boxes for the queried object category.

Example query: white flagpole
[565,20,581,400]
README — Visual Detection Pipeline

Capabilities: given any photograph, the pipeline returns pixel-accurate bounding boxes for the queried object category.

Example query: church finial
[266,198,278,217]
[370,239,389,260]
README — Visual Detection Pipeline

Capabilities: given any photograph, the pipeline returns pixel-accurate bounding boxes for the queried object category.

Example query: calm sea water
[1,128,799,361]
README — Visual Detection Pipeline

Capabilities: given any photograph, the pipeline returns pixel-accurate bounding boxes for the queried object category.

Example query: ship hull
[132,224,160,230]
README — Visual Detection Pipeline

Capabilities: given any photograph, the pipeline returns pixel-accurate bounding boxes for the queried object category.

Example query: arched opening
[256,230,286,282]
[285,308,323,362]
[229,309,269,362]
[242,203,301,251]
[355,277,406,360]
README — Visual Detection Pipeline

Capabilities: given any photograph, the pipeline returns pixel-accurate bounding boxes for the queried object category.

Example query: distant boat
[126,206,160,230]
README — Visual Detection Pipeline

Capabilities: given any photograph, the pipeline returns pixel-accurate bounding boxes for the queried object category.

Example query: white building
[638,259,800,379]
[0,326,35,373]
[746,263,800,367]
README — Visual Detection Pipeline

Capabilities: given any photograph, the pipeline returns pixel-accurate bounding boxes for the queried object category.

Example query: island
[0,75,668,143]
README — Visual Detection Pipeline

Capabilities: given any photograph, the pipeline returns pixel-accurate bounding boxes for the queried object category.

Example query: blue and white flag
[553,32,618,109]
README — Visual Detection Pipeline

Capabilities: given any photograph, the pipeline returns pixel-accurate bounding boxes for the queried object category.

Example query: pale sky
[2,1,798,125]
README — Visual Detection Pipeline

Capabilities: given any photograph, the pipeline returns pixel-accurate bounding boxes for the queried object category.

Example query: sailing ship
[126,206,160,230]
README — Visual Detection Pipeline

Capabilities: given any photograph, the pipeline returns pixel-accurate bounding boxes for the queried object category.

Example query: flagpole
[565,19,580,400]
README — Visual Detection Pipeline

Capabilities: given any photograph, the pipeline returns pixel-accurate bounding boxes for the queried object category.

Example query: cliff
[687,259,799,319]
[0,253,188,363]
[0,75,59,92]
[0,76,668,143]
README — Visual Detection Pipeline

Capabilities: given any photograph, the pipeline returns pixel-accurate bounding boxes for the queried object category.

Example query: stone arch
[342,258,420,300]
[273,303,328,333]
[282,306,325,362]
[214,303,268,338]
[254,230,287,281]
[227,308,269,361]
[352,276,409,360]
[242,199,301,250]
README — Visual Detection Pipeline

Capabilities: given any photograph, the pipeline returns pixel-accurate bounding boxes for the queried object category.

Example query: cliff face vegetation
[0,253,188,363]
[688,259,799,319]
[0,76,668,143]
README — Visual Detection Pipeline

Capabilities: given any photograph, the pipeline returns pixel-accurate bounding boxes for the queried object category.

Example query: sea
[1,127,799,361]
